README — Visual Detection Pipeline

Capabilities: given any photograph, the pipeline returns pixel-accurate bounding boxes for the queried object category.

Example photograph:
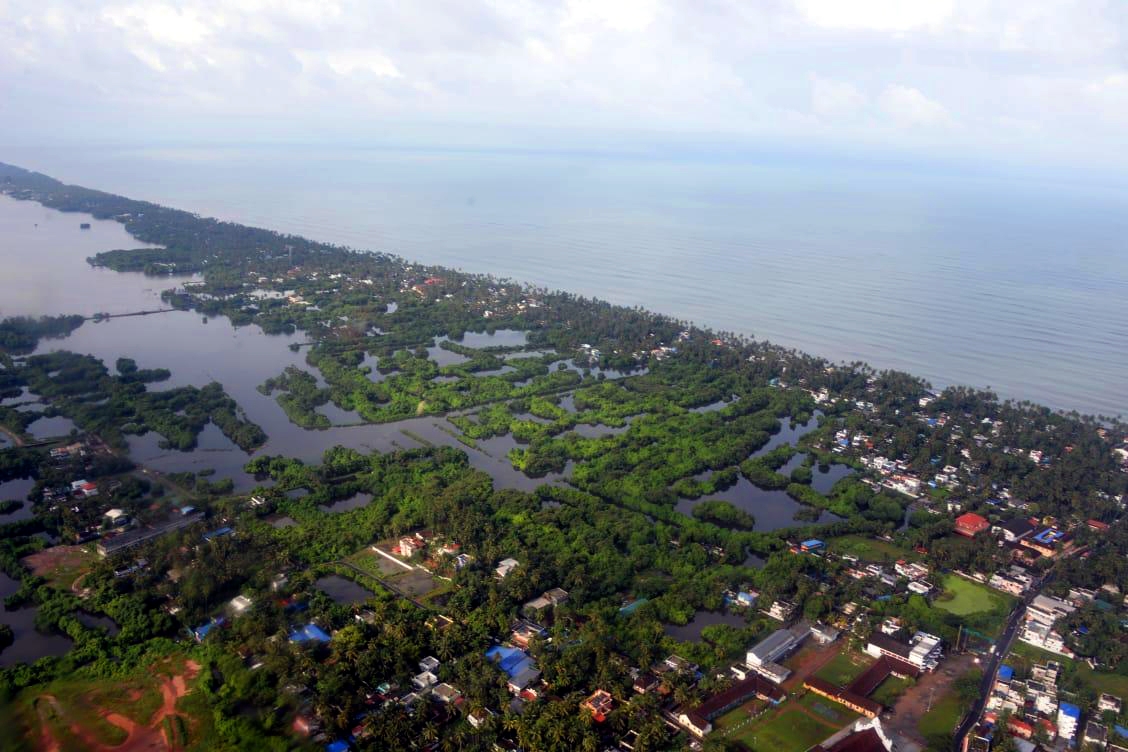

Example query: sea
[3,144,1126,417]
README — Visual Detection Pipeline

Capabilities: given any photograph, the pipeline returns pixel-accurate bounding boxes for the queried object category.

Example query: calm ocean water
[4,145,1127,417]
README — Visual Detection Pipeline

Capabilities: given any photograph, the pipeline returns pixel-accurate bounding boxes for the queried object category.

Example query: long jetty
[86,308,176,321]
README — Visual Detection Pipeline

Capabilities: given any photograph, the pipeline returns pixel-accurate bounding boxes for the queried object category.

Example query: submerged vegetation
[1,162,1127,751]
[0,351,265,452]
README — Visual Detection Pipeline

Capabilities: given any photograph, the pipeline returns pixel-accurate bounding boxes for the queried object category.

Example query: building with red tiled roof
[581,689,614,722]
[955,512,990,538]
[804,677,883,718]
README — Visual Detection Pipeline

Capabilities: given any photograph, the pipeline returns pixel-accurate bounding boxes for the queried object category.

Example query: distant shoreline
[0,160,1122,421]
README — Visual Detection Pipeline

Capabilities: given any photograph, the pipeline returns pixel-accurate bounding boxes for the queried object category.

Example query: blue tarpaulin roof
[998,665,1014,681]
[619,598,648,615]
[1033,528,1063,544]
[485,645,535,679]
[203,526,234,541]
[289,624,331,643]
[192,617,226,641]
[326,742,349,752]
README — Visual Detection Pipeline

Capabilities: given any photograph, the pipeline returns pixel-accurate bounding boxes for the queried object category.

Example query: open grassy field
[871,674,915,706]
[917,690,965,739]
[934,575,1011,617]
[826,535,912,563]
[813,650,873,686]
[798,690,860,726]
[721,705,839,752]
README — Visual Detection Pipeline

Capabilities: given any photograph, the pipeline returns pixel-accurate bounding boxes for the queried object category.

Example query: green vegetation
[259,366,333,429]
[0,315,85,355]
[0,351,265,452]
[692,500,756,529]
[917,690,965,739]
[797,690,860,726]
[1008,641,1128,707]
[814,651,872,686]
[827,534,913,563]
[3,162,1128,752]
[723,704,838,751]
[871,674,915,706]
[934,574,1013,617]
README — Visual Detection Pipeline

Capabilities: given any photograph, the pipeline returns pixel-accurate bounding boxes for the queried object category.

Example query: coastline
[0,159,1122,423]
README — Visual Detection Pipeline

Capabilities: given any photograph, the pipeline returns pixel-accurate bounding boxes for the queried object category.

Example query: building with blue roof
[1033,528,1065,545]
[326,741,350,752]
[202,526,234,542]
[486,645,532,678]
[1058,702,1081,743]
[997,665,1014,682]
[800,539,824,552]
[289,624,331,644]
[485,645,540,692]
[619,598,648,616]
[191,617,225,642]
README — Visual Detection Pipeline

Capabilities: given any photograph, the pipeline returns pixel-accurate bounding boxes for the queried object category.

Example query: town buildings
[865,631,943,672]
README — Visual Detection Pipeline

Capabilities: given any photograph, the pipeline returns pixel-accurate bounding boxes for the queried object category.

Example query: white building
[1020,620,1073,657]
[766,600,796,622]
[1026,594,1075,626]
[495,558,519,579]
[1058,703,1081,743]
[895,561,929,580]
[989,567,1034,596]
[229,595,253,614]
[866,631,943,672]
[747,628,805,667]
[1098,693,1123,714]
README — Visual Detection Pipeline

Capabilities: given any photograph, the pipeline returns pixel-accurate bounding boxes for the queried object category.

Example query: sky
[2,0,1128,172]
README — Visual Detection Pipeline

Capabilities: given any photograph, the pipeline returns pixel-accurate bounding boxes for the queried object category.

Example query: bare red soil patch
[31,660,201,752]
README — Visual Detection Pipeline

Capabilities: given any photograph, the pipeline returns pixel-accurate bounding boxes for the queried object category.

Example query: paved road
[952,599,1027,748]
[952,569,1061,751]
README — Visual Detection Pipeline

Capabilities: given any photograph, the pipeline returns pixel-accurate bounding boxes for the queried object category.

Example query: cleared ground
[22,545,97,593]
[882,652,977,748]
[9,656,207,752]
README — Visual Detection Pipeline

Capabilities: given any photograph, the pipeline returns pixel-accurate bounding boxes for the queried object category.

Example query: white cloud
[879,84,952,128]
[793,0,955,32]
[811,75,866,118]
[0,0,1126,168]
[301,49,402,79]
[102,3,213,47]
[564,0,656,33]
